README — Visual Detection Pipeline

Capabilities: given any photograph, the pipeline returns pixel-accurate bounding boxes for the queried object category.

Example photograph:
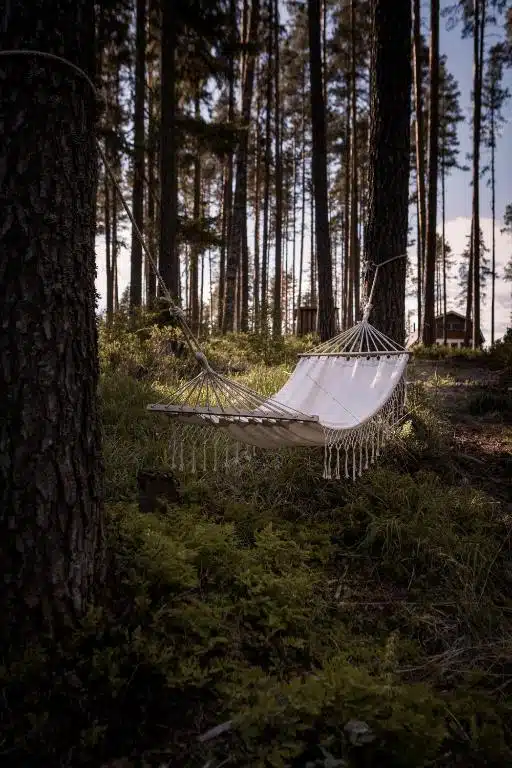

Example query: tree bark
[146,58,157,307]
[190,92,202,335]
[421,0,439,345]
[159,0,180,300]
[223,0,260,333]
[308,0,335,341]
[130,0,146,310]
[350,0,360,321]
[412,0,427,335]
[472,0,485,349]
[0,1,104,641]
[363,0,412,342]
[272,0,283,337]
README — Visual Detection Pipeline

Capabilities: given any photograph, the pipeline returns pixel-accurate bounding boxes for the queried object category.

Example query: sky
[96,0,512,343]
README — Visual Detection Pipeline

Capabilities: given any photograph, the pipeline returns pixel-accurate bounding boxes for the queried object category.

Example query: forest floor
[408,356,512,506]
[4,325,512,768]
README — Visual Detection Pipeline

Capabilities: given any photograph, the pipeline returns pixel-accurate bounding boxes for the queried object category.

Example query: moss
[3,326,512,766]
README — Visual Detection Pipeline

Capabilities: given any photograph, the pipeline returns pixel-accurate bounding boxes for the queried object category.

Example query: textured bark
[0,0,104,640]
[223,0,260,333]
[130,0,146,309]
[308,0,335,341]
[159,0,180,300]
[190,92,202,334]
[261,1,273,333]
[472,0,486,349]
[363,0,412,342]
[253,58,262,331]
[272,0,283,337]
[146,59,157,307]
[412,0,426,333]
[350,0,360,321]
[421,0,439,345]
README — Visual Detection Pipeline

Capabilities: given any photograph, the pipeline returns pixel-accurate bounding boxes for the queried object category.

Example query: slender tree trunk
[190,93,202,335]
[261,5,273,333]
[223,0,260,332]
[297,68,307,324]
[412,0,426,333]
[253,58,262,331]
[159,0,180,299]
[105,174,114,324]
[490,96,496,346]
[350,0,360,320]
[421,0,439,345]
[343,105,351,326]
[442,151,447,344]
[130,0,146,310]
[218,0,237,330]
[0,0,104,640]
[272,0,283,336]
[146,61,157,307]
[472,0,485,349]
[308,0,335,340]
[464,218,474,346]
[363,0,412,342]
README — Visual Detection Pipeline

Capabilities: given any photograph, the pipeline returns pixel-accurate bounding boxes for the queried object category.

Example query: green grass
[3,320,512,768]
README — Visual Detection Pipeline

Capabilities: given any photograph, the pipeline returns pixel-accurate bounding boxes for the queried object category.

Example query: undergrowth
[2,317,512,767]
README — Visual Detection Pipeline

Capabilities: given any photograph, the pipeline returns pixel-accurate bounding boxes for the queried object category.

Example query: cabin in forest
[295,306,340,336]
[406,311,485,348]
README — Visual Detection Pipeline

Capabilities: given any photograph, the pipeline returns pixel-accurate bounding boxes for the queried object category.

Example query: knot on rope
[167,304,187,322]
[195,351,214,373]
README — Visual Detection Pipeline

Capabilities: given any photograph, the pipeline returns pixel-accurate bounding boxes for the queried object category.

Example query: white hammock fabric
[148,318,410,481]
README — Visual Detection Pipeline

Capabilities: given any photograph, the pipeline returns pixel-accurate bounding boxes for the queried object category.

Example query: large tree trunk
[307,0,335,341]
[159,0,180,300]
[130,0,146,310]
[0,1,104,640]
[421,0,439,345]
[363,0,412,342]
[223,0,261,333]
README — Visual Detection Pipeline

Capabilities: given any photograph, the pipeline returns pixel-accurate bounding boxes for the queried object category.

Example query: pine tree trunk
[472,0,485,349]
[490,96,496,346]
[130,0,146,310]
[308,0,335,341]
[442,157,447,345]
[0,3,105,640]
[297,69,307,324]
[412,0,426,334]
[344,99,352,326]
[272,0,283,337]
[190,93,202,335]
[363,0,412,342]
[223,0,261,333]
[261,7,273,333]
[218,0,237,330]
[464,218,474,346]
[146,61,157,307]
[421,0,439,345]
[105,174,114,324]
[253,58,262,331]
[159,0,180,300]
[350,0,360,321]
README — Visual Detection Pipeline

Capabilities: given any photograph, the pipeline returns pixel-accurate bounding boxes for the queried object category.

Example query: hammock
[147,282,410,481]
